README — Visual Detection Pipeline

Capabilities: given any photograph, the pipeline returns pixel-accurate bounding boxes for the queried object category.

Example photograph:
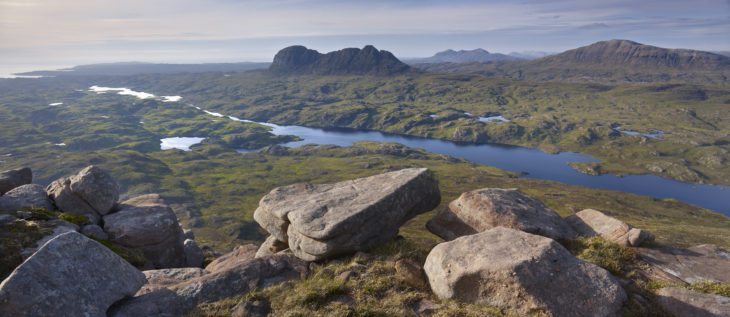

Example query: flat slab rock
[566,209,652,246]
[426,188,576,241]
[0,167,32,195]
[655,287,730,317]
[424,227,626,317]
[0,232,146,317]
[638,244,730,284]
[254,168,440,261]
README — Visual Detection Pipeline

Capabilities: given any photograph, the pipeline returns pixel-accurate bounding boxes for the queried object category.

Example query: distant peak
[269,45,410,76]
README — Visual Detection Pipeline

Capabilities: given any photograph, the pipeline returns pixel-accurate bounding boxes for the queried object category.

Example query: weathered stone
[46,166,119,222]
[183,239,204,268]
[111,254,308,316]
[255,235,289,258]
[0,184,53,212]
[0,214,16,223]
[655,287,730,317]
[639,244,730,283]
[183,228,195,240]
[254,168,440,261]
[21,219,79,258]
[81,224,108,240]
[206,244,258,273]
[231,299,271,317]
[414,299,443,316]
[426,188,576,241]
[566,209,653,246]
[0,167,32,195]
[424,227,626,317]
[395,258,426,289]
[138,268,207,295]
[104,194,186,268]
[0,232,145,317]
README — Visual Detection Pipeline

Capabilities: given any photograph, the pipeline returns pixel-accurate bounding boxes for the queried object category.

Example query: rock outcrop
[567,209,652,246]
[206,244,258,273]
[423,227,626,317]
[655,287,730,317]
[0,184,54,212]
[427,188,576,241]
[138,267,207,295]
[47,165,119,223]
[254,168,440,261]
[269,45,411,76]
[639,244,730,284]
[0,167,32,195]
[0,232,145,317]
[104,194,187,269]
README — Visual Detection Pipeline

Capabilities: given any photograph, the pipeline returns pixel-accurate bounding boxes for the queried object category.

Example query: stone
[81,224,108,240]
[414,299,443,316]
[254,168,440,261]
[0,167,32,195]
[0,184,54,212]
[426,188,576,241]
[0,232,146,317]
[231,299,271,317]
[47,165,119,222]
[0,214,16,223]
[337,270,357,282]
[655,287,730,317]
[424,227,626,317]
[205,244,258,273]
[638,244,730,283]
[255,235,289,258]
[20,219,79,258]
[104,194,187,268]
[111,254,308,316]
[183,228,195,240]
[183,239,204,268]
[138,267,207,295]
[395,258,426,289]
[566,209,653,246]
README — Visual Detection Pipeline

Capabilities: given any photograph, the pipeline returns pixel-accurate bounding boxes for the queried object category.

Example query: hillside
[406,48,521,64]
[269,45,411,76]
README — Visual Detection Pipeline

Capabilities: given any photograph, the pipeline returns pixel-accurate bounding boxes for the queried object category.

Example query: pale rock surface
[566,209,652,246]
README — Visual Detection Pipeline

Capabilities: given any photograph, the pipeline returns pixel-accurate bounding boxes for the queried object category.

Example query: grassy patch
[564,237,637,275]
[0,219,54,280]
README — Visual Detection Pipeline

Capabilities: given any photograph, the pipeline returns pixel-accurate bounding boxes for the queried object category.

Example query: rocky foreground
[0,167,729,316]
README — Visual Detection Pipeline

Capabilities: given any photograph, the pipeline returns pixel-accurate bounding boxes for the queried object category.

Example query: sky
[1,0,729,72]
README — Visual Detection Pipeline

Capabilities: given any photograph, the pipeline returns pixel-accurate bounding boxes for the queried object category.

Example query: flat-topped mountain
[407,48,522,64]
[531,39,730,70]
[269,45,411,75]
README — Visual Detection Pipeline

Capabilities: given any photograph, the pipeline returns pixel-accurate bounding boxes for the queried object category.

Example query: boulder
[47,166,119,222]
[0,184,54,212]
[0,214,15,223]
[103,194,187,268]
[255,235,289,258]
[110,254,308,316]
[0,167,32,195]
[566,209,652,246]
[254,168,440,261]
[426,188,576,241]
[183,239,204,268]
[81,224,108,240]
[424,227,626,317]
[638,244,730,283]
[138,268,207,295]
[655,287,730,317]
[205,244,258,273]
[231,299,271,317]
[20,219,78,258]
[0,232,146,317]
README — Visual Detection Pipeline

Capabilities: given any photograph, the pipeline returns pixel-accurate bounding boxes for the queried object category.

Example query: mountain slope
[269,45,411,76]
[407,48,522,64]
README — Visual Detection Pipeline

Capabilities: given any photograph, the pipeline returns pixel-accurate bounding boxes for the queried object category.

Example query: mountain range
[405,48,522,64]
[268,45,411,76]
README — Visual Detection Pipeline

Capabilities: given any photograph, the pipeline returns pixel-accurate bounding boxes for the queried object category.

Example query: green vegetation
[0,219,54,280]
[58,213,89,226]
[687,281,730,297]
[564,237,637,275]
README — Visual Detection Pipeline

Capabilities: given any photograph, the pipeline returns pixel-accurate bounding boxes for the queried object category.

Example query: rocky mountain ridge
[269,45,411,76]
[406,48,522,64]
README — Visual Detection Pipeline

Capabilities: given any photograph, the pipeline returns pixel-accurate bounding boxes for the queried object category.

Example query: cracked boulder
[46,165,119,224]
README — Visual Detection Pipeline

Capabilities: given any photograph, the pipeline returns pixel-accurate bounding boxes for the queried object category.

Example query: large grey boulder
[424,227,626,317]
[639,244,730,284]
[0,184,54,212]
[566,209,652,246]
[0,231,146,317]
[254,168,440,261]
[0,167,32,195]
[426,188,576,241]
[104,194,187,269]
[110,254,308,317]
[47,165,119,223]
[655,287,730,317]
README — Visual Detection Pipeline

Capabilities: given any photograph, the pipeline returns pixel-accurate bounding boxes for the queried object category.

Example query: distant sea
[0,64,70,78]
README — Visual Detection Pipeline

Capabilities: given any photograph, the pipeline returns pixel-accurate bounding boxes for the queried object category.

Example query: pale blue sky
[1,0,728,70]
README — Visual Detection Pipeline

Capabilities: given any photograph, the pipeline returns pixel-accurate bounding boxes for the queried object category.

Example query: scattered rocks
[47,166,119,222]
[255,235,289,258]
[0,184,54,212]
[103,194,187,268]
[81,224,108,240]
[254,168,440,261]
[231,299,271,317]
[0,232,145,317]
[567,209,652,246]
[183,239,204,268]
[427,188,576,241]
[424,227,626,317]
[655,287,730,317]
[395,258,426,289]
[638,244,730,283]
[0,167,32,195]
[205,244,258,273]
